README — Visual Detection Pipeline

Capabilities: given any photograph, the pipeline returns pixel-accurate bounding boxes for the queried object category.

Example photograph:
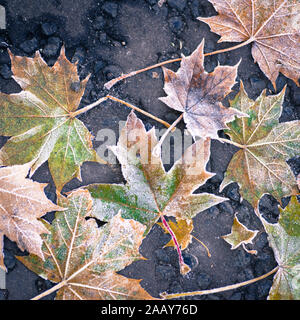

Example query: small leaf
[18,189,154,300]
[222,214,258,251]
[158,218,193,250]
[159,40,246,139]
[0,162,63,271]
[262,197,300,299]
[0,48,103,191]
[198,0,300,88]
[221,81,300,209]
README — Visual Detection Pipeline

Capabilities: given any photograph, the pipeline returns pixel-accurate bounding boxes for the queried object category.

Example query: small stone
[196,273,211,289]
[0,64,12,79]
[0,289,8,300]
[256,279,272,299]
[293,88,300,105]
[229,292,243,300]
[98,32,107,44]
[0,49,10,64]
[41,22,57,36]
[167,0,187,11]
[155,265,176,282]
[249,75,266,92]
[189,0,200,19]
[43,43,59,57]
[168,281,183,294]
[168,16,185,34]
[182,252,198,270]
[245,284,257,300]
[154,248,171,264]
[102,2,118,18]
[70,81,81,93]
[35,278,53,293]
[236,267,254,282]
[225,183,240,202]
[94,60,106,74]
[72,47,86,65]
[146,0,158,5]
[218,201,234,215]
[4,250,16,271]
[93,16,106,30]
[233,249,251,268]
[102,64,122,81]
[19,37,39,54]
[254,232,268,250]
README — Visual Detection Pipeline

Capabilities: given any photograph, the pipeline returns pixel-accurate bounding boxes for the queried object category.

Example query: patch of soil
[0,0,299,300]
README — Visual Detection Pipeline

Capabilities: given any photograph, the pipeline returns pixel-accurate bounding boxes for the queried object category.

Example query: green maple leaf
[0,48,104,191]
[220,81,300,210]
[86,111,227,233]
[18,189,154,300]
[262,196,300,300]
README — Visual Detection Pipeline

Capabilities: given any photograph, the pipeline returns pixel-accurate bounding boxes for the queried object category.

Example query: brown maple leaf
[0,162,63,271]
[159,40,246,139]
[198,0,300,88]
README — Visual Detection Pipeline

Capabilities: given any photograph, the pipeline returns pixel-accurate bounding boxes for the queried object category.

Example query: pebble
[72,47,86,64]
[102,2,118,18]
[0,289,8,300]
[225,183,240,202]
[0,64,12,79]
[102,64,122,81]
[93,16,106,31]
[42,43,60,57]
[233,249,251,268]
[168,16,185,34]
[19,37,39,54]
[35,278,53,293]
[146,0,158,6]
[154,248,171,264]
[167,0,187,11]
[155,265,176,282]
[94,59,106,74]
[189,0,200,19]
[0,49,10,64]
[168,281,183,294]
[256,279,272,299]
[249,75,266,93]
[182,252,198,270]
[196,272,211,289]
[4,250,16,271]
[254,232,268,250]
[293,88,300,105]
[41,22,57,36]
[229,291,243,300]
[236,267,254,282]
[98,32,107,44]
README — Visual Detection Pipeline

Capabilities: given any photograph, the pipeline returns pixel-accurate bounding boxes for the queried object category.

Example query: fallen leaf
[159,40,246,139]
[86,111,227,232]
[158,218,193,250]
[198,0,300,88]
[18,189,154,300]
[262,196,300,299]
[0,162,62,271]
[278,196,300,237]
[0,47,103,191]
[222,214,258,253]
[220,81,300,210]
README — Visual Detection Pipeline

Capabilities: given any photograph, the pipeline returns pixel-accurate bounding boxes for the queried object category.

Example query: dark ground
[0,0,299,300]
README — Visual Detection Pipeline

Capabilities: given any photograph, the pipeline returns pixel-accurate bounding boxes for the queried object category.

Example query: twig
[191,235,211,258]
[161,266,278,299]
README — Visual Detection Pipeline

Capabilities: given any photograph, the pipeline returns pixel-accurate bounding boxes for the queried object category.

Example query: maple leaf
[86,111,227,232]
[222,214,258,254]
[198,0,300,88]
[18,189,154,300]
[220,81,300,210]
[0,47,103,191]
[159,40,246,139]
[0,162,62,271]
[262,196,300,299]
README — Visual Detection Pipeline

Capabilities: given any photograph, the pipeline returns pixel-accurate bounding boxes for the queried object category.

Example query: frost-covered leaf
[222,214,258,251]
[158,218,193,250]
[0,48,103,191]
[0,162,62,271]
[198,0,300,88]
[86,111,227,233]
[262,197,300,299]
[18,189,154,300]
[220,82,300,210]
[159,40,246,139]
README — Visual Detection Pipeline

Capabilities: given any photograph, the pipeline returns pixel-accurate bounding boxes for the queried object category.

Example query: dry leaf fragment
[262,196,300,299]
[0,162,62,271]
[198,0,300,88]
[0,47,103,191]
[222,214,258,253]
[220,81,300,210]
[18,189,154,300]
[159,40,246,139]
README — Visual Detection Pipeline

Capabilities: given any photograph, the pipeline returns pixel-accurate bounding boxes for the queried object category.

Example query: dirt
[0,0,299,300]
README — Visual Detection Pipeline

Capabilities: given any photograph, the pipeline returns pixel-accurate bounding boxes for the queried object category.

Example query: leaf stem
[106,95,172,129]
[216,137,245,149]
[31,280,67,300]
[71,96,109,117]
[191,235,211,258]
[104,39,253,89]
[161,266,279,299]
[161,215,190,275]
